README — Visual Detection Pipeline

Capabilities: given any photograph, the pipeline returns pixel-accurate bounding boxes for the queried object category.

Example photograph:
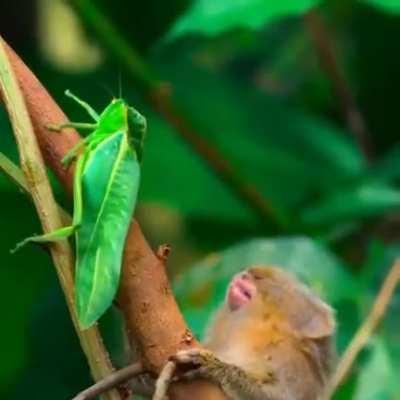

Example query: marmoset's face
[227,270,256,311]
[226,266,297,312]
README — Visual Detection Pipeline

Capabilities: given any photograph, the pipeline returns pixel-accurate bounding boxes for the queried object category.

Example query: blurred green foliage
[1,0,400,399]
[168,0,321,37]
[362,0,400,13]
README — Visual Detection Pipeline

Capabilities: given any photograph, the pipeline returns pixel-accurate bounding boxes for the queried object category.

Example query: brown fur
[201,266,336,400]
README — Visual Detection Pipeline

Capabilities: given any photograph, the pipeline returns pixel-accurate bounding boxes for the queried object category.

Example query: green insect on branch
[1,38,227,400]
[14,91,145,329]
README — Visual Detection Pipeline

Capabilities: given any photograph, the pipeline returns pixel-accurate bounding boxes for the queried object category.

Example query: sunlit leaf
[362,0,400,14]
[301,182,400,226]
[168,0,321,38]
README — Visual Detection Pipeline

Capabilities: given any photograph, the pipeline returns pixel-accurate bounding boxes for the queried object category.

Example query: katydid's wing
[76,131,140,328]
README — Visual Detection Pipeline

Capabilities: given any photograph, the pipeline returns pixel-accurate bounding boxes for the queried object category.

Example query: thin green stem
[0,152,71,224]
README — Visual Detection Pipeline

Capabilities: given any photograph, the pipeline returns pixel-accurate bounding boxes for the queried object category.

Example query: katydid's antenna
[97,83,115,100]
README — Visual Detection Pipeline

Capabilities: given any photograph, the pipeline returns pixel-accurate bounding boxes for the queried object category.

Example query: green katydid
[15,90,146,329]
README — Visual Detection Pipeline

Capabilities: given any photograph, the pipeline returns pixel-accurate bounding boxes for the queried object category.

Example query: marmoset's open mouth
[227,273,256,311]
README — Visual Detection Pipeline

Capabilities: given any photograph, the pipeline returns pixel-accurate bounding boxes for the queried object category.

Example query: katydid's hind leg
[65,90,100,122]
[12,225,77,253]
[61,134,94,166]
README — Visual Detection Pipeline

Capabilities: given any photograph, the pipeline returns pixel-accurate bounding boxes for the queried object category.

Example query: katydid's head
[97,99,127,133]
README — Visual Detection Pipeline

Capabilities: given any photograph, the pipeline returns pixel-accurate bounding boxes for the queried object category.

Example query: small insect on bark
[15,90,146,329]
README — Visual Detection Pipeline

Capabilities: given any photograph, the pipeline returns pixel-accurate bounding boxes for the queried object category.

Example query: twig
[3,38,227,400]
[0,152,31,193]
[0,36,121,400]
[72,361,144,400]
[304,10,373,160]
[325,259,400,398]
[0,152,71,224]
[69,0,285,230]
[156,243,172,262]
[153,361,177,400]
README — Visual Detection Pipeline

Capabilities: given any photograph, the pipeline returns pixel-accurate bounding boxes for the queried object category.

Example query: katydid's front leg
[47,90,100,132]
[64,89,100,121]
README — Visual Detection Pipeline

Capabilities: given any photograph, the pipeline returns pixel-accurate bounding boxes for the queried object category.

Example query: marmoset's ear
[291,296,335,339]
[255,265,336,339]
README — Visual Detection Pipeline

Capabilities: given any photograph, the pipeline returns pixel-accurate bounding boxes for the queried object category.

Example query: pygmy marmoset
[163,265,336,400]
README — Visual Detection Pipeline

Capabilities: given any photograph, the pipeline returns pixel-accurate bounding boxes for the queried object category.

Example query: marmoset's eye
[248,268,265,280]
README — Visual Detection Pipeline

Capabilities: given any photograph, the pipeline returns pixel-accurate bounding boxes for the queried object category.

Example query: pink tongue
[227,276,255,311]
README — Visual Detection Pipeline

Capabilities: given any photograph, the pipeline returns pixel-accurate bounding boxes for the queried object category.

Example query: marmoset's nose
[241,271,251,280]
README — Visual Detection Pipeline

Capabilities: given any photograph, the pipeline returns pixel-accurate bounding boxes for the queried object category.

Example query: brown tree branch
[3,40,226,400]
[304,10,373,160]
[325,259,400,398]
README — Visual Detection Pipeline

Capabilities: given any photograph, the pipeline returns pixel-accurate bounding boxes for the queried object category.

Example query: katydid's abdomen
[76,130,140,328]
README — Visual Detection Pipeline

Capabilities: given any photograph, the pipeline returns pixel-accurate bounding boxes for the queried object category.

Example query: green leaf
[301,182,400,226]
[362,0,400,14]
[141,58,364,225]
[368,145,400,183]
[168,0,321,38]
[173,237,357,338]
